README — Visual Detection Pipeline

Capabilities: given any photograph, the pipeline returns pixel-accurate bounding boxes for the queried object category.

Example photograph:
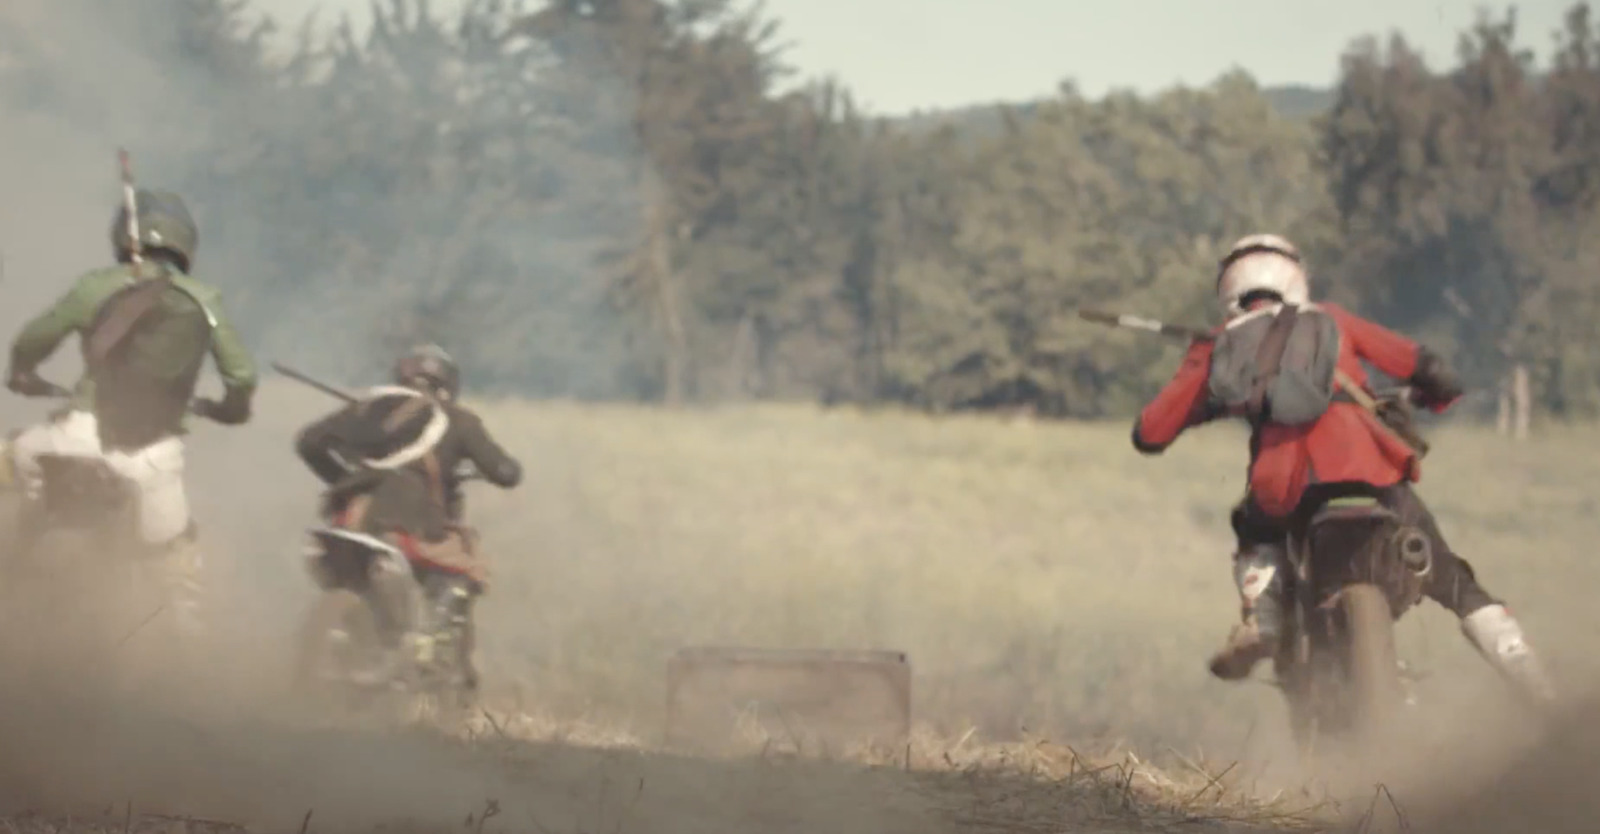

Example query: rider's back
[303,387,521,539]
[85,263,219,449]
[1135,301,1430,518]
[10,261,221,449]
[1244,302,1424,517]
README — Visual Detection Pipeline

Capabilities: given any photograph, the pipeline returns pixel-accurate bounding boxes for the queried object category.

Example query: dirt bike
[1269,388,1434,758]
[292,466,486,717]
[0,379,222,678]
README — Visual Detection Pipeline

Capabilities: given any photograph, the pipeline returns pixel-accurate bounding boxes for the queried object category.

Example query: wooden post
[726,313,756,400]
[1497,374,1511,437]
[1512,363,1530,440]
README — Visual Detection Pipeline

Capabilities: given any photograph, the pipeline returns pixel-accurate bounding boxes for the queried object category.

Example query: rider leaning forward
[295,344,522,690]
[1131,233,1556,708]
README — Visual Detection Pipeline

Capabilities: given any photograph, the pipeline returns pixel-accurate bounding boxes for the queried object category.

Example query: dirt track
[6,2,1600,828]
[0,637,1589,834]
[0,695,1303,834]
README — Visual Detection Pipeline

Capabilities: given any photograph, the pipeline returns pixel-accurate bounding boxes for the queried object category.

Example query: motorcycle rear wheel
[1339,582,1404,744]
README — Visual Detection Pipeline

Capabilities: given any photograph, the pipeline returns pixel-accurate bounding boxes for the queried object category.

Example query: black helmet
[393,343,460,401]
[111,188,199,271]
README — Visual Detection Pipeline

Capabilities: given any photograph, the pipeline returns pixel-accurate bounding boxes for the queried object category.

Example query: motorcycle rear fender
[305,526,410,589]
[1305,496,1399,531]
[1292,496,1425,616]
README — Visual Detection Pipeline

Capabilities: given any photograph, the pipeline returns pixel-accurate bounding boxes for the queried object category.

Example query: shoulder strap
[421,449,448,513]
[84,265,173,369]
[1246,304,1300,421]
[360,388,451,471]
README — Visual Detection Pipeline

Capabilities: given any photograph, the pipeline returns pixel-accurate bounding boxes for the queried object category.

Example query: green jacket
[9,262,257,429]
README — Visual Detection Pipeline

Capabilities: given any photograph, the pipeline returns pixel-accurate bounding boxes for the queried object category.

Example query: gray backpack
[1207,304,1341,426]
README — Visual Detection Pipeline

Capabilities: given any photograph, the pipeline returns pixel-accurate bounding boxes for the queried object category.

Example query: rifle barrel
[1077,308,1211,342]
[271,361,357,403]
[1077,305,1429,458]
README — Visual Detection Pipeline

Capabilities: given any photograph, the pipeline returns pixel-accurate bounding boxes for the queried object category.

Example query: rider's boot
[1210,615,1272,680]
[1209,542,1288,681]
[1461,603,1557,708]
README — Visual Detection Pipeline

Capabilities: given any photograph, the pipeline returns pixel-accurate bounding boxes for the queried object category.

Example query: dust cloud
[1,1,1596,833]
[0,2,956,831]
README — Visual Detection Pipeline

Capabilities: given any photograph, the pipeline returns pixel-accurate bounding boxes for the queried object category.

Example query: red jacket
[1132,302,1457,518]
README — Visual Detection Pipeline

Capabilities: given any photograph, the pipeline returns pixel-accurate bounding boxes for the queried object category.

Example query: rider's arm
[1131,338,1217,455]
[454,410,523,488]
[8,281,96,379]
[196,288,258,424]
[203,316,257,424]
[1324,303,1462,413]
[295,406,363,485]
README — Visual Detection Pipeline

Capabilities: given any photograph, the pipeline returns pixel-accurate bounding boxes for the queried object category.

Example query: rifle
[270,362,483,480]
[1077,307,1431,458]
[118,148,142,267]
[271,361,357,404]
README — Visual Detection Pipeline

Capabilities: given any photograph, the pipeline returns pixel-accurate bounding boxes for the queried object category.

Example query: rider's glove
[6,368,52,397]
[1407,348,1464,412]
[192,386,253,425]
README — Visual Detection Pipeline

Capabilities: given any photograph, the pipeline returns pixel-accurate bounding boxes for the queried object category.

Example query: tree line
[5,0,1600,419]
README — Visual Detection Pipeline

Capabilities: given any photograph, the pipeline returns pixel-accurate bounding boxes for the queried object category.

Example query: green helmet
[110,188,199,270]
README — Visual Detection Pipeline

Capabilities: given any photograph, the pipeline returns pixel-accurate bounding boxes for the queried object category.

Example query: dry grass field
[248,391,1600,749]
[0,383,1596,832]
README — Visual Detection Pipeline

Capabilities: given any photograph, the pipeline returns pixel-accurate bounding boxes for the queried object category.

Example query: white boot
[1461,604,1557,707]
[1211,546,1287,680]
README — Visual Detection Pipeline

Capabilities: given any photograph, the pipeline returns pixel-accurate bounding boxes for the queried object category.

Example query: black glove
[192,386,253,425]
[6,368,57,398]
[1407,348,1463,411]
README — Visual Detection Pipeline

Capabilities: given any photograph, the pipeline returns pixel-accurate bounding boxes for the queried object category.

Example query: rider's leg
[356,548,424,684]
[1210,497,1291,681]
[101,435,205,640]
[1380,483,1556,706]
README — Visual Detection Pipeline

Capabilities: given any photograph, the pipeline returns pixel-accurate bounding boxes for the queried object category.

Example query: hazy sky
[251,0,1575,114]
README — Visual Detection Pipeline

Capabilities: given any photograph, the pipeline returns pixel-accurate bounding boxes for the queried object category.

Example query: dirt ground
[0,628,1592,834]
[0,395,1590,833]
[4,5,1598,824]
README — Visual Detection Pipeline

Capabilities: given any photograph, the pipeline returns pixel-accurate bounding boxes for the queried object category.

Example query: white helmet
[1215,233,1309,318]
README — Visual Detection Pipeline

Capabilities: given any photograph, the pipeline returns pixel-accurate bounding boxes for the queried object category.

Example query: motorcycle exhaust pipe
[1395,528,1432,577]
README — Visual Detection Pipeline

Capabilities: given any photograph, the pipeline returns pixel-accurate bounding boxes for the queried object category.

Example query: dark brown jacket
[295,387,521,540]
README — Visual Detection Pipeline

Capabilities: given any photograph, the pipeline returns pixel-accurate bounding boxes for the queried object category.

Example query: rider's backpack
[1206,303,1341,427]
[85,263,216,448]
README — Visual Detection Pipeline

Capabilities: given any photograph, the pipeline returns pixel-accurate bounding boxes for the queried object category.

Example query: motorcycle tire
[1339,582,1404,744]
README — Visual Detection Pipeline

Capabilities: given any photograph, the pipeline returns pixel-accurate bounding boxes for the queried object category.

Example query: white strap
[357,387,450,470]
